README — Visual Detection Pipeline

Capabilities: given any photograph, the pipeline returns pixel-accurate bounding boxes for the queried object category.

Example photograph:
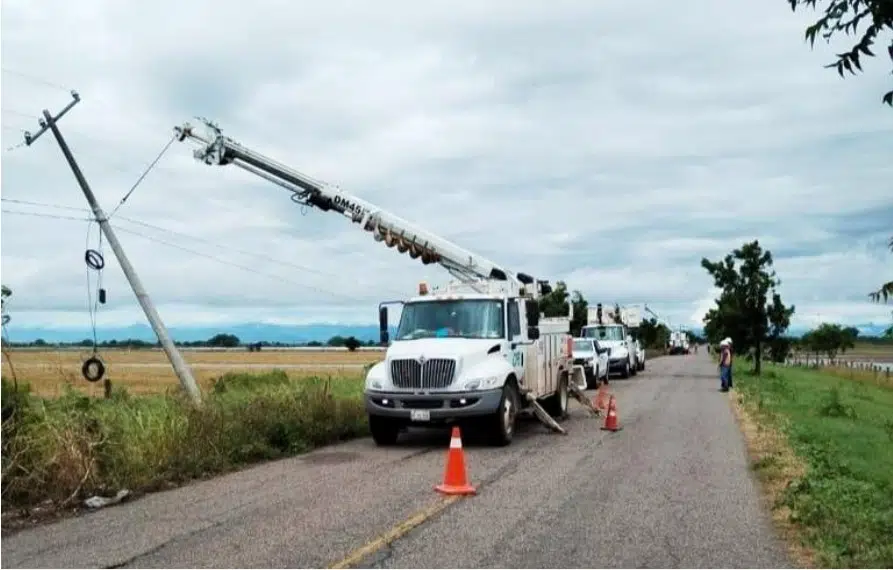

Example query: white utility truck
[668,330,690,355]
[580,304,637,379]
[173,120,589,447]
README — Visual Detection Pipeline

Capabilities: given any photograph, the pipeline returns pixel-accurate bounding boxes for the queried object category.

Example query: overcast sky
[1,0,891,334]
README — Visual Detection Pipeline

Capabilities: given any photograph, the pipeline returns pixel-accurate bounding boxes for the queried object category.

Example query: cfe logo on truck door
[511,350,524,367]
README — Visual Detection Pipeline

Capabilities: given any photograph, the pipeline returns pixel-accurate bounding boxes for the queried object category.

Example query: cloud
[1,0,891,339]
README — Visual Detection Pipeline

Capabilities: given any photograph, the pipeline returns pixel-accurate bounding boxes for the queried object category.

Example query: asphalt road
[1,351,791,569]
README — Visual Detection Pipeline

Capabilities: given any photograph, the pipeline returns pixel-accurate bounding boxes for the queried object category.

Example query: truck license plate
[410,409,430,422]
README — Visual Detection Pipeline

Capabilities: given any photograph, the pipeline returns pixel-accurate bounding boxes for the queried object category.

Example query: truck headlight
[464,375,501,391]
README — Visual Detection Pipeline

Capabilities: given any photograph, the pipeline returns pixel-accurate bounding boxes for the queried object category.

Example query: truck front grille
[390,358,456,389]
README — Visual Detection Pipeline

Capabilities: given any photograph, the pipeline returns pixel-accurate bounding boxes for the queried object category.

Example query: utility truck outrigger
[173,120,593,446]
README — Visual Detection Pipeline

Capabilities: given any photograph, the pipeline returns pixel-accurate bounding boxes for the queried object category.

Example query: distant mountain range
[3,321,890,344]
[4,323,390,345]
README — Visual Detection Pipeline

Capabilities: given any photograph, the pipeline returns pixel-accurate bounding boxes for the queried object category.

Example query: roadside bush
[0,372,367,512]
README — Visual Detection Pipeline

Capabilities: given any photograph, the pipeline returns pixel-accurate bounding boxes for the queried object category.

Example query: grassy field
[732,363,893,568]
[790,340,893,362]
[1,348,383,397]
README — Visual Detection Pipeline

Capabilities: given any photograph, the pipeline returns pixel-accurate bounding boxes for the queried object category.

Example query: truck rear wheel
[369,415,400,446]
[488,381,519,447]
[543,372,569,419]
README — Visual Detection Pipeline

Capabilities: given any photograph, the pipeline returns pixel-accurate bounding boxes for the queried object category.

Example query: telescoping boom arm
[173,119,544,293]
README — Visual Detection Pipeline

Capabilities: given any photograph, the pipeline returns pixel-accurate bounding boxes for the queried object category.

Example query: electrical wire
[1,198,85,211]
[110,224,378,303]
[84,221,104,353]
[108,134,177,219]
[1,68,71,92]
[1,197,407,297]
[1,208,92,222]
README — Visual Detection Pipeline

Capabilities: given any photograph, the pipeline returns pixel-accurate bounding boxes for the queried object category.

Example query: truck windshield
[395,299,504,340]
[584,326,624,341]
[573,340,593,353]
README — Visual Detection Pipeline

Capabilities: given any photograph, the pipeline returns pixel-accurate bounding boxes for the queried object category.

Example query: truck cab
[365,280,578,447]
[581,323,637,379]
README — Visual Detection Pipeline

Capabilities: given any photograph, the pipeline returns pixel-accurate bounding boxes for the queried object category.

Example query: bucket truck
[621,306,646,372]
[580,303,637,379]
[173,119,592,447]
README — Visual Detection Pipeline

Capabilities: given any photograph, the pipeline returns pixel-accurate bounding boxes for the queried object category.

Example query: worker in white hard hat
[718,338,732,392]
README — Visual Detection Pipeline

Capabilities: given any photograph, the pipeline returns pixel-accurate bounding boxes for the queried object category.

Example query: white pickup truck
[581,322,637,379]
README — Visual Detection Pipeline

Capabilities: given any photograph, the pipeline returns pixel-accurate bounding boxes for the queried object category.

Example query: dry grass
[729,388,817,569]
[790,341,893,362]
[2,349,383,397]
[819,365,893,389]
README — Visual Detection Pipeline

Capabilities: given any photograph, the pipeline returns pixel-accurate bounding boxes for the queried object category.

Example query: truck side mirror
[525,300,540,326]
[527,326,540,340]
[378,306,389,345]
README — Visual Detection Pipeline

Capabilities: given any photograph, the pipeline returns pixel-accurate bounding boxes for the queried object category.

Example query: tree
[343,336,361,352]
[327,335,346,347]
[802,322,856,360]
[538,281,589,336]
[569,291,588,337]
[637,317,671,350]
[787,0,893,106]
[207,333,240,348]
[701,240,796,375]
[868,236,893,302]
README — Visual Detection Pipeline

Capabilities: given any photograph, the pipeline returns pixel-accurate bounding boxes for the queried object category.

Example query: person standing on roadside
[724,337,734,389]
[719,338,732,392]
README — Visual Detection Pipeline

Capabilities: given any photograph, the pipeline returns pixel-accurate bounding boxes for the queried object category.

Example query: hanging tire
[369,415,400,446]
[488,381,520,447]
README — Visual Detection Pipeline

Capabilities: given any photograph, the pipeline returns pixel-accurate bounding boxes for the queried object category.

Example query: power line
[110,224,372,302]
[1,67,71,91]
[0,197,407,297]
[1,208,92,222]
[1,204,368,301]
[1,197,85,211]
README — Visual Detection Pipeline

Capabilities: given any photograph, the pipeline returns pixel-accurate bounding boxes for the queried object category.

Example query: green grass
[734,363,893,568]
[1,371,368,513]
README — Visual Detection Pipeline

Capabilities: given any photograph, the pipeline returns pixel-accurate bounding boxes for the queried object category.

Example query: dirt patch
[728,389,817,569]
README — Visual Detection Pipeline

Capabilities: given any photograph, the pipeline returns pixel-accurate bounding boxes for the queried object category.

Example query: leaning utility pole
[23,91,202,405]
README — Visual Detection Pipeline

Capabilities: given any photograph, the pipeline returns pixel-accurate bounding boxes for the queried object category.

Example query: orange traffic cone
[435,427,477,496]
[601,395,622,432]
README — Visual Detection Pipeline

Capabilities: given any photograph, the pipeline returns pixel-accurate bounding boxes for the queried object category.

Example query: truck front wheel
[488,381,519,447]
[369,415,400,446]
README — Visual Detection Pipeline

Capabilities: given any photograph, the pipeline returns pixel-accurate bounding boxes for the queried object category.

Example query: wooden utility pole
[23,91,202,405]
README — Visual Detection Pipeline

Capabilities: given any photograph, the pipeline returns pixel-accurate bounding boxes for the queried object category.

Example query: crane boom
[173,119,543,294]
